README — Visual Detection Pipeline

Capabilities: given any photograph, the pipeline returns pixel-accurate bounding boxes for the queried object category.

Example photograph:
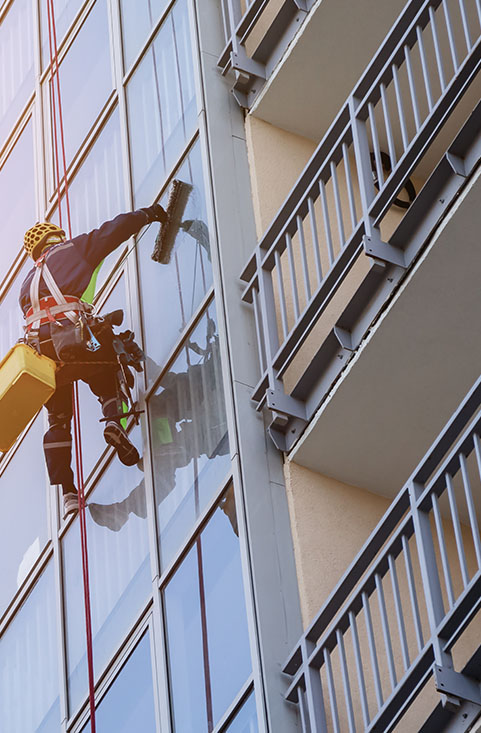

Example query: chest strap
[26,253,91,332]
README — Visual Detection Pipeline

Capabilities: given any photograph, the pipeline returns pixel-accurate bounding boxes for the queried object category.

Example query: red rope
[46,2,96,730]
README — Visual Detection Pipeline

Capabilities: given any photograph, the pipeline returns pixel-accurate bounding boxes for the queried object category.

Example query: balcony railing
[217,0,313,107]
[240,0,481,450]
[283,374,481,732]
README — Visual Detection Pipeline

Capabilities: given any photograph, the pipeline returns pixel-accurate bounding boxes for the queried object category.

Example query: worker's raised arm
[75,205,166,268]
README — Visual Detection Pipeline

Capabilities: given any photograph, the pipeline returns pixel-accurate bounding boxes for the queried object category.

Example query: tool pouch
[50,319,88,362]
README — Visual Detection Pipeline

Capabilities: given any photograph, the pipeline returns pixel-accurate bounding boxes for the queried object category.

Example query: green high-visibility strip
[81,261,103,304]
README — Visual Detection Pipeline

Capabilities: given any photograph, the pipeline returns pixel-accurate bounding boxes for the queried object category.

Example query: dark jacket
[20,210,149,315]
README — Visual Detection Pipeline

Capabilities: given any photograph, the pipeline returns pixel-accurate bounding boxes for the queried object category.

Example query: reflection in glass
[0,122,35,279]
[127,0,196,207]
[63,427,150,715]
[121,0,168,72]
[0,415,48,615]
[164,487,252,732]
[149,308,230,568]
[226,693,259,732]
[82,632,156,733]
[0,563,60,732]
[53,109,126,296]
[40,0,84,70]
[139,140,212,385]
[0,260,30,357]
[0,0,34,149]
[44,0,112,181]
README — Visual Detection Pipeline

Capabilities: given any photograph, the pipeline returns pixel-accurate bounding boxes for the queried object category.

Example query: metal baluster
[368,102,384,187]
[460,452,481,569]
[302,638,329,733]
[349,611,370,728]
[475,0,481,27]
[392,64,409,152]
[402,535,425,652]
[404,44,421,131]
[445,471,470,588]
[362,592,383,709]
[330,161,345,248]
[252,285,267,372]
[380,83,397,166]
[458,0,472,53]
[342,142,357,230]
[431,492,455,608]
[298,685,309,733]
[319,179,335,265]
[308,197,323,286]
[323,648,341,733]
[375,573,397,689]
[286,233,300,321]
[336,630,356,732]
[388,554,410,671]
[416,25,434,111]
[297,214,311,302]
[443,1,459,71]
[274,250,289,340]
[430,6,446,92]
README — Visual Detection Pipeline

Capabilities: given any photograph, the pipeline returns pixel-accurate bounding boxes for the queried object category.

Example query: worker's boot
[103,421,140,466]
[63,488,78,519]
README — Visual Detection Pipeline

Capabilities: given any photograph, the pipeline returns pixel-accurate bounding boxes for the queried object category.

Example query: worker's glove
[142,203,167,224]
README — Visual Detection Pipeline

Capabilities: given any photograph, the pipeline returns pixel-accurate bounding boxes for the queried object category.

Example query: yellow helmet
[24,222,66,260]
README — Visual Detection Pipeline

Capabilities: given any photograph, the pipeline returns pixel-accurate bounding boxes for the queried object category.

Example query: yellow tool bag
[0,343,56,452]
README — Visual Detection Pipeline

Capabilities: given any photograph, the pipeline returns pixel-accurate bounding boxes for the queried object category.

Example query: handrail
[283,375,481,731]
[240,0,481,449]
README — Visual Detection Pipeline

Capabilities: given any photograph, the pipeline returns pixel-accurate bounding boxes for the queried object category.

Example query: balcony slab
[290,161,481,499]
[251,0,406,142]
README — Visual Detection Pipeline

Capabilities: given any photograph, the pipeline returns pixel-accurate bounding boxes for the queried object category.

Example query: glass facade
[0,1,258,731]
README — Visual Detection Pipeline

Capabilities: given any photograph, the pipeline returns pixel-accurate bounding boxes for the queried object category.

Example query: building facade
[1,0,481,731]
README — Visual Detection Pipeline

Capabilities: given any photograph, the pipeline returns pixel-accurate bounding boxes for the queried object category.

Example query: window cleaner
[18,205,167,519]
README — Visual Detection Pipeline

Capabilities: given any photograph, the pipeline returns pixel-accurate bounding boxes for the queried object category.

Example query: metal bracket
[446,152,466,178]
[333,326,354,351]
[435,666,481,707]
[362,234,406,268]
[229,49,266,80]
[266,388,306,421]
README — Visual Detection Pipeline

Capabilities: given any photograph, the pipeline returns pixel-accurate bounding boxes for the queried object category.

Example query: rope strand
[46,1,96,729]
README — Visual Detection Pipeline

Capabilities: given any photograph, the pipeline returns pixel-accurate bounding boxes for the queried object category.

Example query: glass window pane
[0,564,60,732]
[63,427,150,715]
[44,0,113,178]
[0,415,49,615]
[120,0,168,72]
[138,140,212,386]
[0,0,34,148]
[40,0,84,70]
[81,632,156,733]
[149,307,230,568]
[127,0,197,208]
[53,108,126,294]
[225,693,258,732]
[164,487,252,732]
[0,260,31,357]
[0,122,35,279]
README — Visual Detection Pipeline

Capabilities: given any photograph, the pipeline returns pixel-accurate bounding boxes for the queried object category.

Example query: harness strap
[25,296,88,328]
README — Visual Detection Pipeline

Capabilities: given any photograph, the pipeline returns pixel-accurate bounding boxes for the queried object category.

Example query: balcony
[283,375,481,731]
[239,0,481,471]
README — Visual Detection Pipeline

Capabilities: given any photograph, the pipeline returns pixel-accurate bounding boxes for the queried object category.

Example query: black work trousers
[39,319,120,492]
[44,365,120,492]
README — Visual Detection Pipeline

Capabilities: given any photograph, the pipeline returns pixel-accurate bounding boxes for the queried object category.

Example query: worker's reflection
[88,318,237,535]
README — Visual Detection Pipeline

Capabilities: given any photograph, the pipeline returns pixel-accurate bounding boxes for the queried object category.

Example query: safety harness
[25,250,92,333]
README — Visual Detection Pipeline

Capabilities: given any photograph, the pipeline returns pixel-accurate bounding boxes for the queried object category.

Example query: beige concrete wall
[245,115,316,237]
[285,460,481,729]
